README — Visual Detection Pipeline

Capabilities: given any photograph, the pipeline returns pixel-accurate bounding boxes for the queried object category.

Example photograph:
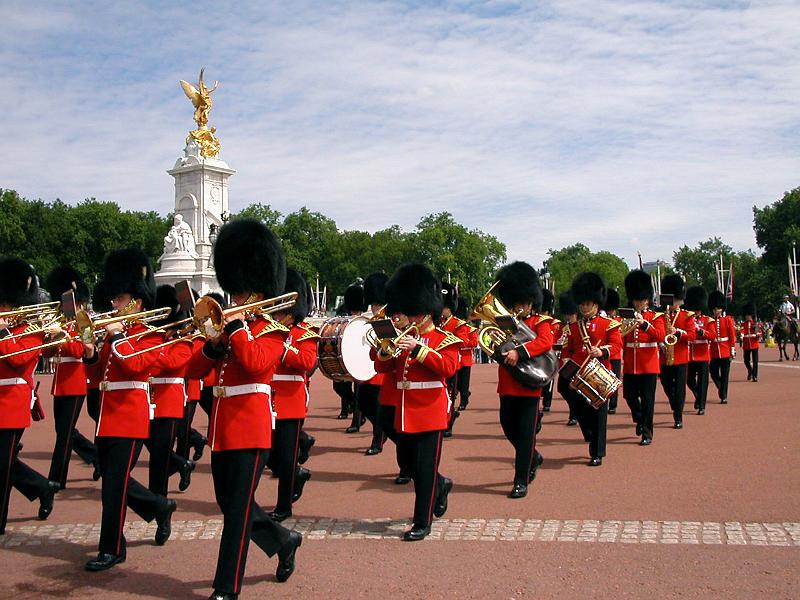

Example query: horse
[772,312,799,361]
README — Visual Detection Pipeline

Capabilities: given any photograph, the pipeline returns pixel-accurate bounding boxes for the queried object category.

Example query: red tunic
[0,324,44,429]
[688,315,717,362]
[95,323,163,439]
[149,338,193,419]
[496,314,554,398]
[373,327,460,433]
[377,369,399,407]
[710,315,736,359]
[659,309,697,366]
[740,320,761,350]
[272,323,318,420]
[51,324,88,397]
[441,315,475,368]
[622,311,666,375]
[187,316,285,451]
[560,314,622,370]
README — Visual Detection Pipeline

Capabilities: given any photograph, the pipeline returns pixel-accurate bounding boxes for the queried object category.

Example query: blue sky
[2,0,799,268]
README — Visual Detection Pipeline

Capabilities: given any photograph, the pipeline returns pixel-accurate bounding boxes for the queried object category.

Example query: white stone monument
[155,70,234,295]
[154,139,235,294]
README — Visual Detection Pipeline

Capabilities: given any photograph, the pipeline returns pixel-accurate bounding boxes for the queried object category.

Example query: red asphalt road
[2,347,799,599]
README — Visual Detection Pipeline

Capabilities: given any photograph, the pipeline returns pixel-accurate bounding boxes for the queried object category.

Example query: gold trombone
[119,291,299,357]
[75,306,174,343]
[0,301,61,325]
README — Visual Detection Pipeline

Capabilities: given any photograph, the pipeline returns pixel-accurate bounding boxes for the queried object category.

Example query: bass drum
[317,316,377,382]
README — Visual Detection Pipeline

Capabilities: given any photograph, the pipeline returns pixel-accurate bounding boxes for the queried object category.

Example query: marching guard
[621,270,665,446]
[684,286,716,415]
[603,288,623,414]
[741,302,760,382]
[657,275,696,429]
[186,219,301,599]
[373,263,459,540]
[82,249,177,571]
[560,272,621,466]
[492,262,553,497]
[556,291,579,426]
[0,258,60,534]
[708,291,735,404]
[440,282,474,437]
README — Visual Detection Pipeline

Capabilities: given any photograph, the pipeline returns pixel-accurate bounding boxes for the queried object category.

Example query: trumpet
[191,291,298,342]
[619,312,643,337]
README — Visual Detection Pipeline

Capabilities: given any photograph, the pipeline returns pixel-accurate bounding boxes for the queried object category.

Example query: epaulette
[536,314,553,323]
[255,318,290,337]
[684,310,695,317]
[435,329,462,351]
[606,317,623,330]
[296,324,320,341]
[651,312,664,320]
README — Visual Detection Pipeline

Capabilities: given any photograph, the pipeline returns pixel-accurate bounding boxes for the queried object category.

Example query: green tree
[753,187,800,268]
[672,237,733,290]
[544,243,629,297]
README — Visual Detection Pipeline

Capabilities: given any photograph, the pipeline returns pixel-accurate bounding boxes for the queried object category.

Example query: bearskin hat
[213,218,286,299]
[284,268,311,321]
[441,282,459,312]
[385,263,443,322]
[683,286,708,313]
[624,269,653,303]
[708,290,726,310]
[363,272,389,307]
[103,248,156,310]
[0,257,39,307]
[742,301,756,317]
[571,272,607,306]
[151,284,185,327]
[455,297,469,320]
[604,288,620,312]
[558,290,578,316]
[541,289,555,314]
[494,261,543,311]
[661,274,685,300]
[91,279,112,313]
[46,266,90,304]
[343,284,365,314]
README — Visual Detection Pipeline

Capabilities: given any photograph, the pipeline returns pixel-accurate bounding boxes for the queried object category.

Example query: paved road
[3,347,798,598]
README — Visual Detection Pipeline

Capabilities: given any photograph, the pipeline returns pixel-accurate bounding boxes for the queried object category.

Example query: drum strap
[578,319,593,365]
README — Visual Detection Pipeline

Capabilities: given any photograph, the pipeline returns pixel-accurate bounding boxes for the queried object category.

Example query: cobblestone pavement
[3,518,800,547]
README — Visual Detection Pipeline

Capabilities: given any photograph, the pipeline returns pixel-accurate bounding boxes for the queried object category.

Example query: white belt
[396,381,444,390]
[714,337,729,342]
[213,383,271,398]
[272,374,305,382]
[0,377,27,386]
[689,340,710,345]
[742,334,758,338]
[625,342,658,348]
[149,377,184,385]
[100,381,149,392]
[53,357,82,364]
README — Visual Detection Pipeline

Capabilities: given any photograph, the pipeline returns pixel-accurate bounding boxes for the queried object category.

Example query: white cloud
[1,0,798,269]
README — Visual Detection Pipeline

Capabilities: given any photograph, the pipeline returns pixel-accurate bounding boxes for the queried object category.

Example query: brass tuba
[470,283,557,388]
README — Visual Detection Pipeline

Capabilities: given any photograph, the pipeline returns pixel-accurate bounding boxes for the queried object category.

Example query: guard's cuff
[202,340,226,360]
[224,319,245,336]
[108,332,125,344]
[411,344,430,363]
[600,346,610,360]
[516,344,530,359]
[0,328,9,339]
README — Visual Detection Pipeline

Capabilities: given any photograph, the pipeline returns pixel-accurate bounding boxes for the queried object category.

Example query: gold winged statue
[180,68,221,158]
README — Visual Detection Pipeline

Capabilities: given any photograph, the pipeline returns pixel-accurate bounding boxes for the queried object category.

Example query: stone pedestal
[155,140,235,295]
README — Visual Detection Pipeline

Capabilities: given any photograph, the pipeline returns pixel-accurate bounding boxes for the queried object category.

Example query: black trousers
[377,404,412,476]
[659,364,687,422]
[744,349,759,379]
[456,366,471,408]
[95,437,168,556]
[145,417,187,496]
[623,373,657,439]
[352,383,384,447]
[1,429,51,533]
[267,418,303,512]
[709,358,731,401]
[86,388,101,423]
[176,400,201,460]
[498,395,540,484]
[396,430,446,528]
[211,449,291,594]
[48,395,87,488]
[71,428,98,465]
[333,381,355,415]
[557,374,578,422]
[608,359,622,411]
[564,389,608,458]
[687,361,710,410]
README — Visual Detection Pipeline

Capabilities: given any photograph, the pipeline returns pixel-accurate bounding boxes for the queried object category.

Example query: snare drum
[317,316,377,382]
[569,357,621,409]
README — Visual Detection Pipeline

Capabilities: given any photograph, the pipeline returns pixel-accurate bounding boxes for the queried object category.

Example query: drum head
[340,317,377,381]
